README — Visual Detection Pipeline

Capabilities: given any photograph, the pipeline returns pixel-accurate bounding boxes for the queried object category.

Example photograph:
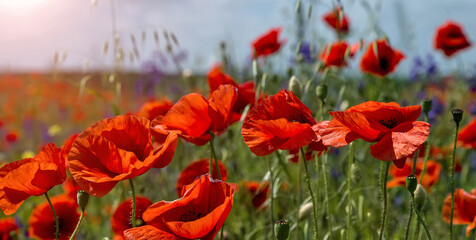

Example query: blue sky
[0,0,475,75]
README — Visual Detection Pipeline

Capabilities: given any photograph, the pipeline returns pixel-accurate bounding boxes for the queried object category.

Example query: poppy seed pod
[422,99,432,117]
[77,190,89,212]
[288,76,302,98]
[414,184,427,211]
[406,174,417,194]
[452,109,463,126]
[275,219,290,240]
[316,84,328,102]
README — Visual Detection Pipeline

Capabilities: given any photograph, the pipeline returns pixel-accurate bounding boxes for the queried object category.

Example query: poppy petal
[165,197,231,239]
[208,85,238,133]
[242,118,315,156]
[163,93,211,138]
[124,225,176,240]
[370,121,430,164]
[329,111,386,140]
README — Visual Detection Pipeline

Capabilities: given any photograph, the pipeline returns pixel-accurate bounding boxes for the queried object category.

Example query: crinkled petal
[370,121,430,163]
[124,225,177,240]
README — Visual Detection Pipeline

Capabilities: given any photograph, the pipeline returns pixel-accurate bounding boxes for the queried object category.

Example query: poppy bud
[351,162,361,184]
[451,109,463,126]
[405,174,417,194]
[414,184,427,211]
[422,99,432,117]
[288,76,302,98]
[77,190,90,212]
[316,84,328,102]
[298,202,313,220]
[275,219,290,240]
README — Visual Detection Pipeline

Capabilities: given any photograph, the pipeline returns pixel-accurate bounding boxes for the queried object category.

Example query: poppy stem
[322,152,333,239]
[44,192,59,240]
[300,148,318,240]
[266,157,276,240]
[378,161,390,240]
[69,210,85,240]
[129,178,137,228]
[450,121,460,240]
[411,193,432,240]
[404,202,413,240]
[347,142,354,240]
[208,132,222,180]
[418,138,431,184]
[411,150,418,175]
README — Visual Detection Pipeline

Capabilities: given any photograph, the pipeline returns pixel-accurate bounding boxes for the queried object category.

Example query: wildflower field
[1,1,476,240]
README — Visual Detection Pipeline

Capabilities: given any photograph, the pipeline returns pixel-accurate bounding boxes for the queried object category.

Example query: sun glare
[0,0,45,8]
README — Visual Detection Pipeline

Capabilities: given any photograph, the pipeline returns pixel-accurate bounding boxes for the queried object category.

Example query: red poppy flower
[320,101,430,168]
[458,117,476,149]
[442,189,476,236]
[387,159,441,191]
[252,27,285,58]
[136,98,173,121]
[0,218,18,240]
[207,65,256,124]
[112,196,153,240]
[68,115,178,197]
[5,132,18,143]
[176,159,228,197]
[124,174,235,240]
[360,39,405,77]
[242,89,322,157]
[243,181,270,209]
[151,85,238,146]
[323,7,350,33]
[319,40,362,70]
[434,21,471,57]
[0,143,66,215]
[319,41,351,67]
[28,194,80,240]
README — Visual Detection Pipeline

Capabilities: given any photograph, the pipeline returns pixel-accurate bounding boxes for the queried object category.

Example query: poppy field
[1,1,476,240]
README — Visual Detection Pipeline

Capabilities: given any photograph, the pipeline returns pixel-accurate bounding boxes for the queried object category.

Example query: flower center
[379,58,389,70]
[290,113,310,124]
[378,118,398,129]
[179,208,204,222]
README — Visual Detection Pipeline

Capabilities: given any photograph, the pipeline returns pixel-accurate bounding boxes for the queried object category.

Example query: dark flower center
[179,208,204,222]
[379,58,389,70]
[378,118,398,129]
[290,112,310,124]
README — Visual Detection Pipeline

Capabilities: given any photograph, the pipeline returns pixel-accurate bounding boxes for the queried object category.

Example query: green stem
[450,123,459,240]
[347,142,354,240]
[209,132,222,180]
[129,178,137,228]
[411,150,419,175]
[69,211,85,240]
[414,222,421,240]
[45,192,59,240]
[419,115,431,183]
[404,202,413,240]
[275,151,293,182]
[378,161,390,240]
[301,148,319,240]
[266,157,276,240]
[411,194,432,240]
[322,152,333,239]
